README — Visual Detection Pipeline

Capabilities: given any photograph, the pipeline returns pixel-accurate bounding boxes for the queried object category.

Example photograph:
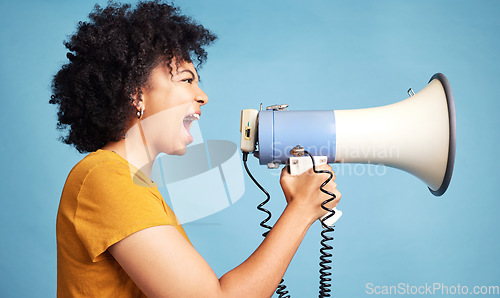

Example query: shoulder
[62,151,172,262]
[68,149,154,190]
[71,149,128,179]
[60,149,161,212]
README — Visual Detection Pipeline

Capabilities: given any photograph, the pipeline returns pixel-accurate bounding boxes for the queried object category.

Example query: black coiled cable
[242,152,273,237]
[304,151,336,298]
[242,152,290,298]
[275,279,290,297]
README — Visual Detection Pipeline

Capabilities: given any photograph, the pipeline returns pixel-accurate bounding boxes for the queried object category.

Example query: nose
[195,86,209,106]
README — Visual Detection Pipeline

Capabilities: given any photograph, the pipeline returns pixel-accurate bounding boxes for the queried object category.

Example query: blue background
[1,0,499,296]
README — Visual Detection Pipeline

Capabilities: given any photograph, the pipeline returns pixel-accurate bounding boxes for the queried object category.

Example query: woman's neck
[101,122,157,180]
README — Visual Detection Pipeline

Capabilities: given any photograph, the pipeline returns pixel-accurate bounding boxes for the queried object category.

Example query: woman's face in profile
[136,60,208,156]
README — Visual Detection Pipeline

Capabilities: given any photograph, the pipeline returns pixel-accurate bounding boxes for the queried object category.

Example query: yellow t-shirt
[57,149,189,297]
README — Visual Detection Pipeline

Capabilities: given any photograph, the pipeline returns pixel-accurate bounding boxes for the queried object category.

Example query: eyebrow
[177,69,198,81]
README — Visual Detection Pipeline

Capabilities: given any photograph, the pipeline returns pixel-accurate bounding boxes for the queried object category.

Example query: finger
[316,164,332,171]
[315,164,336,180]
[322,180,337,191]
[334,189,341,201]
[328,182,337,188]
[280,165,290,178]
[310,165,332,179]
[323,183,340,199]
[325,191,341,209]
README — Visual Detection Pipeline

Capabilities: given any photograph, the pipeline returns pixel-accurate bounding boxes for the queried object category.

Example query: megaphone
[240,73,456,297]
[241,72,456,198]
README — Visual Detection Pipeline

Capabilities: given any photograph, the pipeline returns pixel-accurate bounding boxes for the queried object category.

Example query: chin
[170,147,187,156]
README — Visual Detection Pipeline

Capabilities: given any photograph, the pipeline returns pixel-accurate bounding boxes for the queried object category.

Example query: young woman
[51,1,341,297]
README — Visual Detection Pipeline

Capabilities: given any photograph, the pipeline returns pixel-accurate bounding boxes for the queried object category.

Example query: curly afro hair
[50,1,217,153]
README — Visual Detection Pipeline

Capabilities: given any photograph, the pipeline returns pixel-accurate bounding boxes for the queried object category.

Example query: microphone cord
[303,150,336,298]
[242,152,290,298]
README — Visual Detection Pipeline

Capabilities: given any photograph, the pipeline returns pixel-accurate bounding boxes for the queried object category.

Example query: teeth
[184,114,200,121]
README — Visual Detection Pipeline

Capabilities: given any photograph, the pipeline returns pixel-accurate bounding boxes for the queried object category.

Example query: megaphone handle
[289,155,342,226]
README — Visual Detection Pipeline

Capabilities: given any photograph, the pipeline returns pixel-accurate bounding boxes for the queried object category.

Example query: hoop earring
[137,106,144,119]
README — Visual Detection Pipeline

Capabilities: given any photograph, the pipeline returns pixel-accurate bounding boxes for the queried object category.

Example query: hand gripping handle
[289,156,342,226]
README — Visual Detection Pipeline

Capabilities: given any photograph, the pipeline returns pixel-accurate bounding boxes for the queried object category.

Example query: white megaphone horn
[241,73,456,223]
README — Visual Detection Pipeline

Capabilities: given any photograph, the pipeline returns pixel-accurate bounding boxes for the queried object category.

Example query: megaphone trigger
[289,155,327,176]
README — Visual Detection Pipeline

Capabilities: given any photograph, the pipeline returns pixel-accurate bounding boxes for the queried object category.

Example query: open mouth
[183,113,200,141]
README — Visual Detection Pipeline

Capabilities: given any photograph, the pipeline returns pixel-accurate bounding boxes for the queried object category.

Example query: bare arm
[218,201,314,297]
[109,165,341,298]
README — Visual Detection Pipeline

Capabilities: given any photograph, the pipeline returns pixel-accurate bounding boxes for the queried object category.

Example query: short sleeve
[75,160,172,262]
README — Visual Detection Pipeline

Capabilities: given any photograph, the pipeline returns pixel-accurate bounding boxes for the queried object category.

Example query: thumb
[280,165,291,179]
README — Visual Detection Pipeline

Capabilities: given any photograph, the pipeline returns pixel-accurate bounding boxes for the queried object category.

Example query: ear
[130,88,145,109]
